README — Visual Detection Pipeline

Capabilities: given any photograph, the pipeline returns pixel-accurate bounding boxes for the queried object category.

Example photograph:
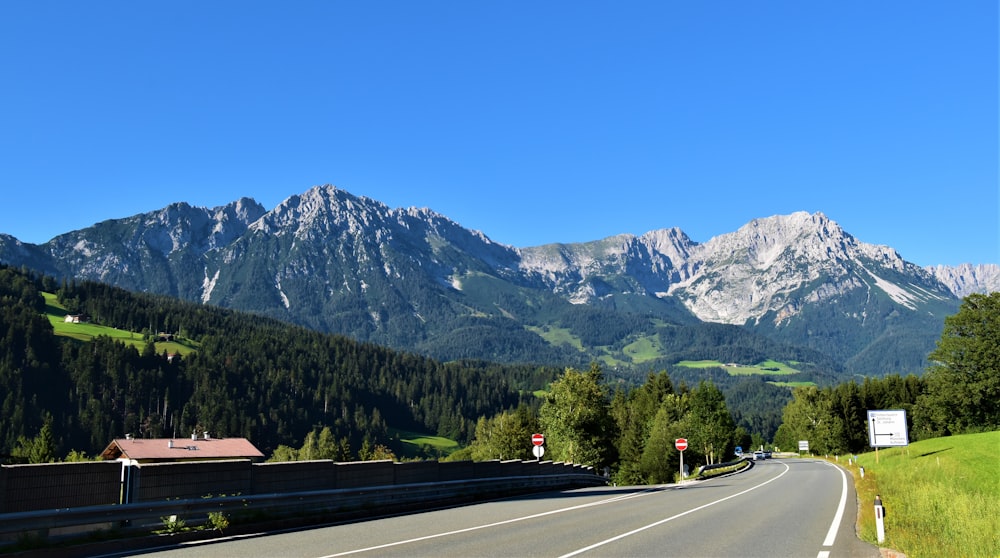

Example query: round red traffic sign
[675,438,688,451]
[532,433,545,446]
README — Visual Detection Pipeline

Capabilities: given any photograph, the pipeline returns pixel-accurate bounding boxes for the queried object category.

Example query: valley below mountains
[1,185,996,381]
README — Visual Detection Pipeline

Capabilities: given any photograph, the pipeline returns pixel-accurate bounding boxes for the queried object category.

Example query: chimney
[204,431,210,440]
[191,432,197,441]
[168,439,174,448]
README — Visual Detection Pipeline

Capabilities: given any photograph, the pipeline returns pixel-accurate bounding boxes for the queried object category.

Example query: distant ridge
[1,184,994,377]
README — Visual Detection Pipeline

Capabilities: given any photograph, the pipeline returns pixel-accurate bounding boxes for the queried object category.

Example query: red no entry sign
[675,438,688,451]
[532,433,545,446]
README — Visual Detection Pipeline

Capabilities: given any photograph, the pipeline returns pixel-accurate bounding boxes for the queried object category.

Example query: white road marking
[821,462,849,547]
[559,462,791,558]
[320,487,661,557]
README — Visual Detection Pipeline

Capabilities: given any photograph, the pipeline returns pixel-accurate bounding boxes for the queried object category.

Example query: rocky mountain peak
[928,263,1000,297]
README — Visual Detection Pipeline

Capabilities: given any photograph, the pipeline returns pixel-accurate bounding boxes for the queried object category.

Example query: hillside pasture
[43,292,199,356]
[621,334,664,363]
[675,359,801,376]
[395,429,460,459]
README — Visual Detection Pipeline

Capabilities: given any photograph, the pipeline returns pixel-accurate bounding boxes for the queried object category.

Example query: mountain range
[2,185,996,380]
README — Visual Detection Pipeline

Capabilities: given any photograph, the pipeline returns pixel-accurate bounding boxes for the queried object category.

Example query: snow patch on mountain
[202,269,219,304]
[866,269,920,310]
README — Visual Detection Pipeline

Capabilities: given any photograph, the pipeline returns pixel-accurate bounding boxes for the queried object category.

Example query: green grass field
[394,429,460,458]
[675,359,801,376]
[768,381,816,388]
[527,325,584,351]
[43,292,199,356]
[841,431,999,557]
[621,335,664,363]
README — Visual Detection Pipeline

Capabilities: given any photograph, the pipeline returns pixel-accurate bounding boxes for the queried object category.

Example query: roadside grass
[43,292,199,356]
[675,358,801,376]
[836,431,1000,557]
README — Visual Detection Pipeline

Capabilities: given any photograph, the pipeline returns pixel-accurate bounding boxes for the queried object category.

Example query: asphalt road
[119,459,880,558]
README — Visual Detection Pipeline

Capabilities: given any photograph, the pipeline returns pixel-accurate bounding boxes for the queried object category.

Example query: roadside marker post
[874,495,886,543]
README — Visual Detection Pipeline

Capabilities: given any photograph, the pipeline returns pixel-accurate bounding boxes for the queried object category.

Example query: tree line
[458,363,744,485]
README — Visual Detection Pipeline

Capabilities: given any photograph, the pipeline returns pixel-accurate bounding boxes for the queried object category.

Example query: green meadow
[395,429,460,458]
[621,335,664,363]
[675,359,801,376]
[841,431,999,557]
[527,325,584,351]
[43,292,199,356]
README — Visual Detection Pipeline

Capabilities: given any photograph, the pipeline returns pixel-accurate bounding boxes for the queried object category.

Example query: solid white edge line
[558,462,791,558]
[822,463,848,548]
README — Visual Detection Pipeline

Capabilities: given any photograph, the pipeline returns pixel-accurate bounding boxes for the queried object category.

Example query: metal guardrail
[0,473,606,539]
[696,458,750,475]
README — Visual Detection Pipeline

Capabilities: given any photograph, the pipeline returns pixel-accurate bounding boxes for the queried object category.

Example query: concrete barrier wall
[500,460,523,477]
[251,460,336,494]
[134,460,252,502]
[0,462,122,513]
[1,458,598,511]
[393,460,439,485]
[335,460,394,489]
[473,460,501,479]
[438,460,474,481]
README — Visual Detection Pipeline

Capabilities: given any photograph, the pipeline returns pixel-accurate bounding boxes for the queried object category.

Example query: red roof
[101,437,264,461]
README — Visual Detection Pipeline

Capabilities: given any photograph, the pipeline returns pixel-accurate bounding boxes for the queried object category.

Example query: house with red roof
[100,434,265,463]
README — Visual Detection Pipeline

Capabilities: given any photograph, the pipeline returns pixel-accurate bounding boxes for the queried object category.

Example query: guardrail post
[874,494,886,543]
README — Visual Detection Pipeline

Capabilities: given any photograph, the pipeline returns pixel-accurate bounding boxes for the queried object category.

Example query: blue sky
[1,2,997,267]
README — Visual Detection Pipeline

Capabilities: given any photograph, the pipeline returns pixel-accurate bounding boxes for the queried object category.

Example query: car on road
[753,450,764,460]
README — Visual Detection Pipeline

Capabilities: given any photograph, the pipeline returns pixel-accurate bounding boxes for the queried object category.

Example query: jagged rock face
[518,211,961,326]
[927,263,1000,298]
[669,212,952,325]
[0,184,992,373]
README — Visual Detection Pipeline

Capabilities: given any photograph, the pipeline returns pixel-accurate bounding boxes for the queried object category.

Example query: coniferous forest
[0,265,558,461]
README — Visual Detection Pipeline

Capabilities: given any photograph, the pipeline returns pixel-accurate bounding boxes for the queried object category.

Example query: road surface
[120,459,879,558]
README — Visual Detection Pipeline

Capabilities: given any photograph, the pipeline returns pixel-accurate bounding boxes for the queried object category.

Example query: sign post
[675,438,688,480]
[798,440,809,456]
[867,410,909,463]
[532,445,545,459]
[531,433,545,461]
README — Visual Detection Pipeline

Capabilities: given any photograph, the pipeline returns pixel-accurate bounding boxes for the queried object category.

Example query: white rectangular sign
[867,409,909,447]
[798,440,809,451]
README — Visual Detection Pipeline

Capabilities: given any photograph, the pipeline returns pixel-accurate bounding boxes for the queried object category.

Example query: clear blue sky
[1,2,997,267]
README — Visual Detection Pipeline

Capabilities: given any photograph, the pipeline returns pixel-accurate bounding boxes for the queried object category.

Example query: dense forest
[0,265,559,461]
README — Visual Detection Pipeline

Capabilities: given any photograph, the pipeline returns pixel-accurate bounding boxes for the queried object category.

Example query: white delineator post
[874,495,886,543]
